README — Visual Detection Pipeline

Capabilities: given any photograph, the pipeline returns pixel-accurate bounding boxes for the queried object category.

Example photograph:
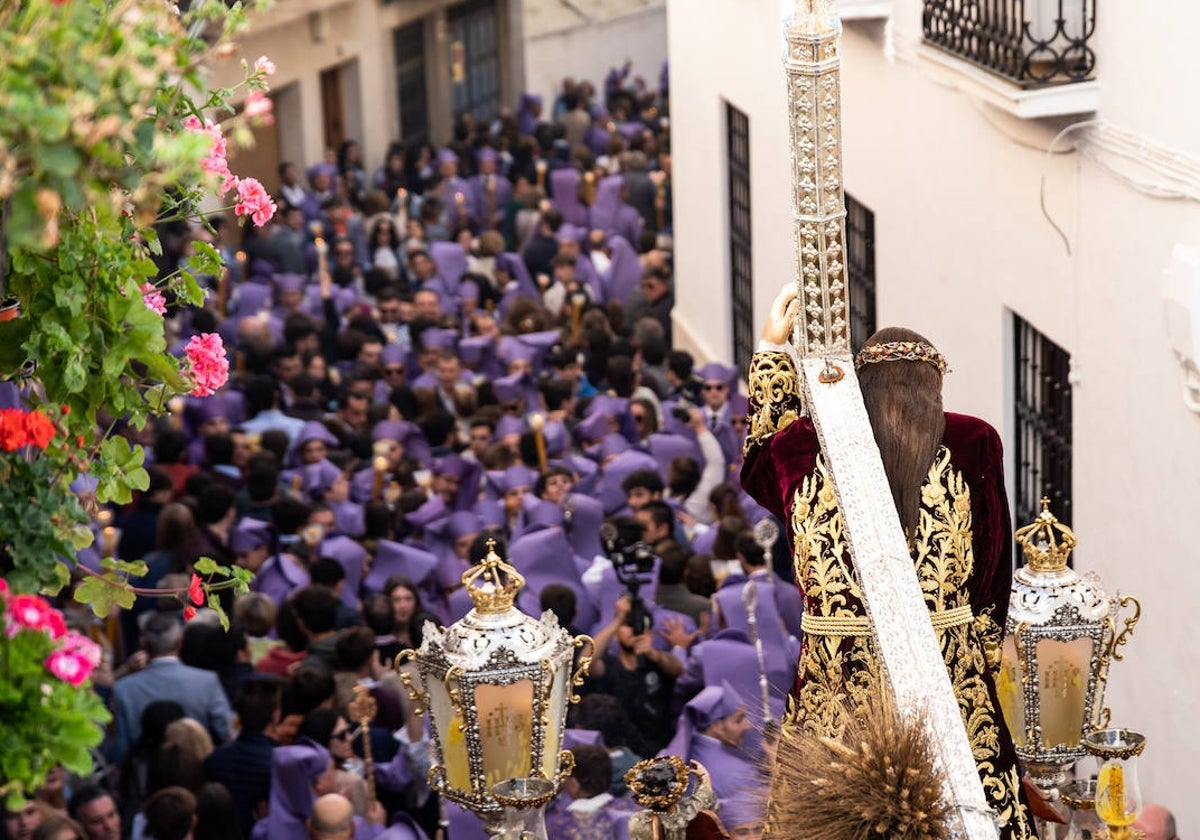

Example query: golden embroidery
[778,449,1035,839]
[744,351,804,453]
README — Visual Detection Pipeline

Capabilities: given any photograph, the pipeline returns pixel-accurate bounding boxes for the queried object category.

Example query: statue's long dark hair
[858,327,945,537]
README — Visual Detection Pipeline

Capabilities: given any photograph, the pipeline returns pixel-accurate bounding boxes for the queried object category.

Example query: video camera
[669,374,706,424]
[600,521,656,634]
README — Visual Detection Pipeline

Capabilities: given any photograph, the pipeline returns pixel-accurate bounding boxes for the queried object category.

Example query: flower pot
[0,298,19,322]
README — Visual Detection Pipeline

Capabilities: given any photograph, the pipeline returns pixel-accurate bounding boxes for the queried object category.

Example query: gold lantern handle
[1107,595,1141,662]
[569,635,595,703]
[395,649,428,718]
[554,750,577,791]
[443,664,466,719]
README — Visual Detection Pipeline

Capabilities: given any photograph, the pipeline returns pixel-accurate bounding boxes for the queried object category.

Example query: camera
[670,375,706,424]
[600,521,656,634]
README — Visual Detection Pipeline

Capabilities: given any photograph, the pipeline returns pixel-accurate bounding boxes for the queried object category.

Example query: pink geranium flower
[61,631,103,667]
[253,55,276,76]
[45,633,102,688]
[183,116,234,196]
[141,283,167,315]
[244,91,274,125]
[184,333,230,397]
[7,594,64,639]
[234,177,277,227]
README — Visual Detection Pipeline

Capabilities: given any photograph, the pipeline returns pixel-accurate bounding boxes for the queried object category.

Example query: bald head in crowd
[1134,805,1178,840]
[308,794,355,840]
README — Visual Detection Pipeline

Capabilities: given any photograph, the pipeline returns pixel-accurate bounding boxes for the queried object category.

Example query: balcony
[921,0,1101,116]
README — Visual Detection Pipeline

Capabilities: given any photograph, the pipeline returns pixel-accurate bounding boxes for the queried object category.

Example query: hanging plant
[0,0,274,597]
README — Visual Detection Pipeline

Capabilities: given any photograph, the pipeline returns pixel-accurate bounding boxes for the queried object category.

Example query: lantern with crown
[996,499,1141,795]
[396,540,594,835]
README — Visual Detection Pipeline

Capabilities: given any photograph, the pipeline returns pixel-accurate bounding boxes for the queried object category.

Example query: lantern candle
[167,397,185,431]
[314,237,328,276]
[583,172,596,206]
[371,455,388,501]
[529,413,548,474]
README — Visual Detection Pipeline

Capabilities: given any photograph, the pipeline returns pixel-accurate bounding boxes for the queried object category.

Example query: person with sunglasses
[297,710,369,815]
[696,362,741,474]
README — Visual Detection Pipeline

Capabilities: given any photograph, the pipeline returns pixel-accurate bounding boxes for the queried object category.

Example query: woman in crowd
[366,216,403,282]
[383,576,441,651]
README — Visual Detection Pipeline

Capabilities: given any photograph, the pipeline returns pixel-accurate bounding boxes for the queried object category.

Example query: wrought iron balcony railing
[923,0,1096,87]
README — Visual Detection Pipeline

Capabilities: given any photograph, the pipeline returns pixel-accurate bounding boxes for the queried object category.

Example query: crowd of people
[1,62,795,840]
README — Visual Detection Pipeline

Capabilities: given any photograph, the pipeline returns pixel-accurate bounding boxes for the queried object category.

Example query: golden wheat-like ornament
[769,697,951,840]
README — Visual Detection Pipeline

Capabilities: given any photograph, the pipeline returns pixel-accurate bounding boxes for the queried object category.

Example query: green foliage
[0,0,268,598]
[0,453,86,595]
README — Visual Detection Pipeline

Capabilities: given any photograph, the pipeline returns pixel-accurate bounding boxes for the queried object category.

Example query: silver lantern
[996,499,1140,794]
[397,539,593,834]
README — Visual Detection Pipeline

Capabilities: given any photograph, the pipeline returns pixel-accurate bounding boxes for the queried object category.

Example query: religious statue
[740,288,1038,839]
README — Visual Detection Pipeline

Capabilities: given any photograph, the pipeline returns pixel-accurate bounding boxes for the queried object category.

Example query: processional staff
[740,579,776,741]
[348,683,378,803]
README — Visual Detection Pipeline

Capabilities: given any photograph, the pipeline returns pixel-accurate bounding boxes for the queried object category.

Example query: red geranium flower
[23,410,56,449]
[0,409,29,451]
[188,573,205,606]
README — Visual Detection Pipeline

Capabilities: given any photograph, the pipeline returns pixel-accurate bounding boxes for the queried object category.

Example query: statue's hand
[762,284,800,345]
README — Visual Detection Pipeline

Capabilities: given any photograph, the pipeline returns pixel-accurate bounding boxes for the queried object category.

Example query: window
[448,0,500,124]
[727,102,753,375]
[845,192,877,352]
[393,21,428,145]
[1013,313,1072,528]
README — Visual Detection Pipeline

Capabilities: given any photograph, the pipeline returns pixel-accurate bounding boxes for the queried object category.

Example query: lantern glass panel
[477,680,536,790]
[997,636,1026,747]
[428,676,471,793]
[542,663,569,779]
[1035,636,1092,748]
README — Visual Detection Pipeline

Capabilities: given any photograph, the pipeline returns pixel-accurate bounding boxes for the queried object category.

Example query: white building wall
[667,0,794,364]
[670,0,1200,831]
[523,4,668,106]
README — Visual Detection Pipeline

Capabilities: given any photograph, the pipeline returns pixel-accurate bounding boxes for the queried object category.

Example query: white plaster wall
[666,0,794,365]
[670,0,1200,830]
[523,5,668,106]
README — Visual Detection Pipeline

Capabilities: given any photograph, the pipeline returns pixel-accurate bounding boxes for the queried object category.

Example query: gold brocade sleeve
[744,350,805,454]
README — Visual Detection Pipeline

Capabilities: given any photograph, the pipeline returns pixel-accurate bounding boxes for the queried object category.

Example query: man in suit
[204,677,283,837]
[109,612,234,764]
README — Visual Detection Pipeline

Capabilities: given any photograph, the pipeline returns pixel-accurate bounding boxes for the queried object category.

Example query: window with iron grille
[727,102,753,374]
[1013,313,1072,528]
[845,192,877,352]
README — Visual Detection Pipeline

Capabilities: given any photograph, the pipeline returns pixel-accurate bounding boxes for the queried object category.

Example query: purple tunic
[550,168,590,228]
[251,553,310,607]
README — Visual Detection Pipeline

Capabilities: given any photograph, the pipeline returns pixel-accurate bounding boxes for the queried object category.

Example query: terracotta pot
[0,299,19,322]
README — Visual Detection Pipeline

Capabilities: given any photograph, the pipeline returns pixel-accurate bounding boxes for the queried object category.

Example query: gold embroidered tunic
[740,351,1036,840]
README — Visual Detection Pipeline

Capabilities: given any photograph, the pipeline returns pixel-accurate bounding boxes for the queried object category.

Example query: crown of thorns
[853,341,949,375]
